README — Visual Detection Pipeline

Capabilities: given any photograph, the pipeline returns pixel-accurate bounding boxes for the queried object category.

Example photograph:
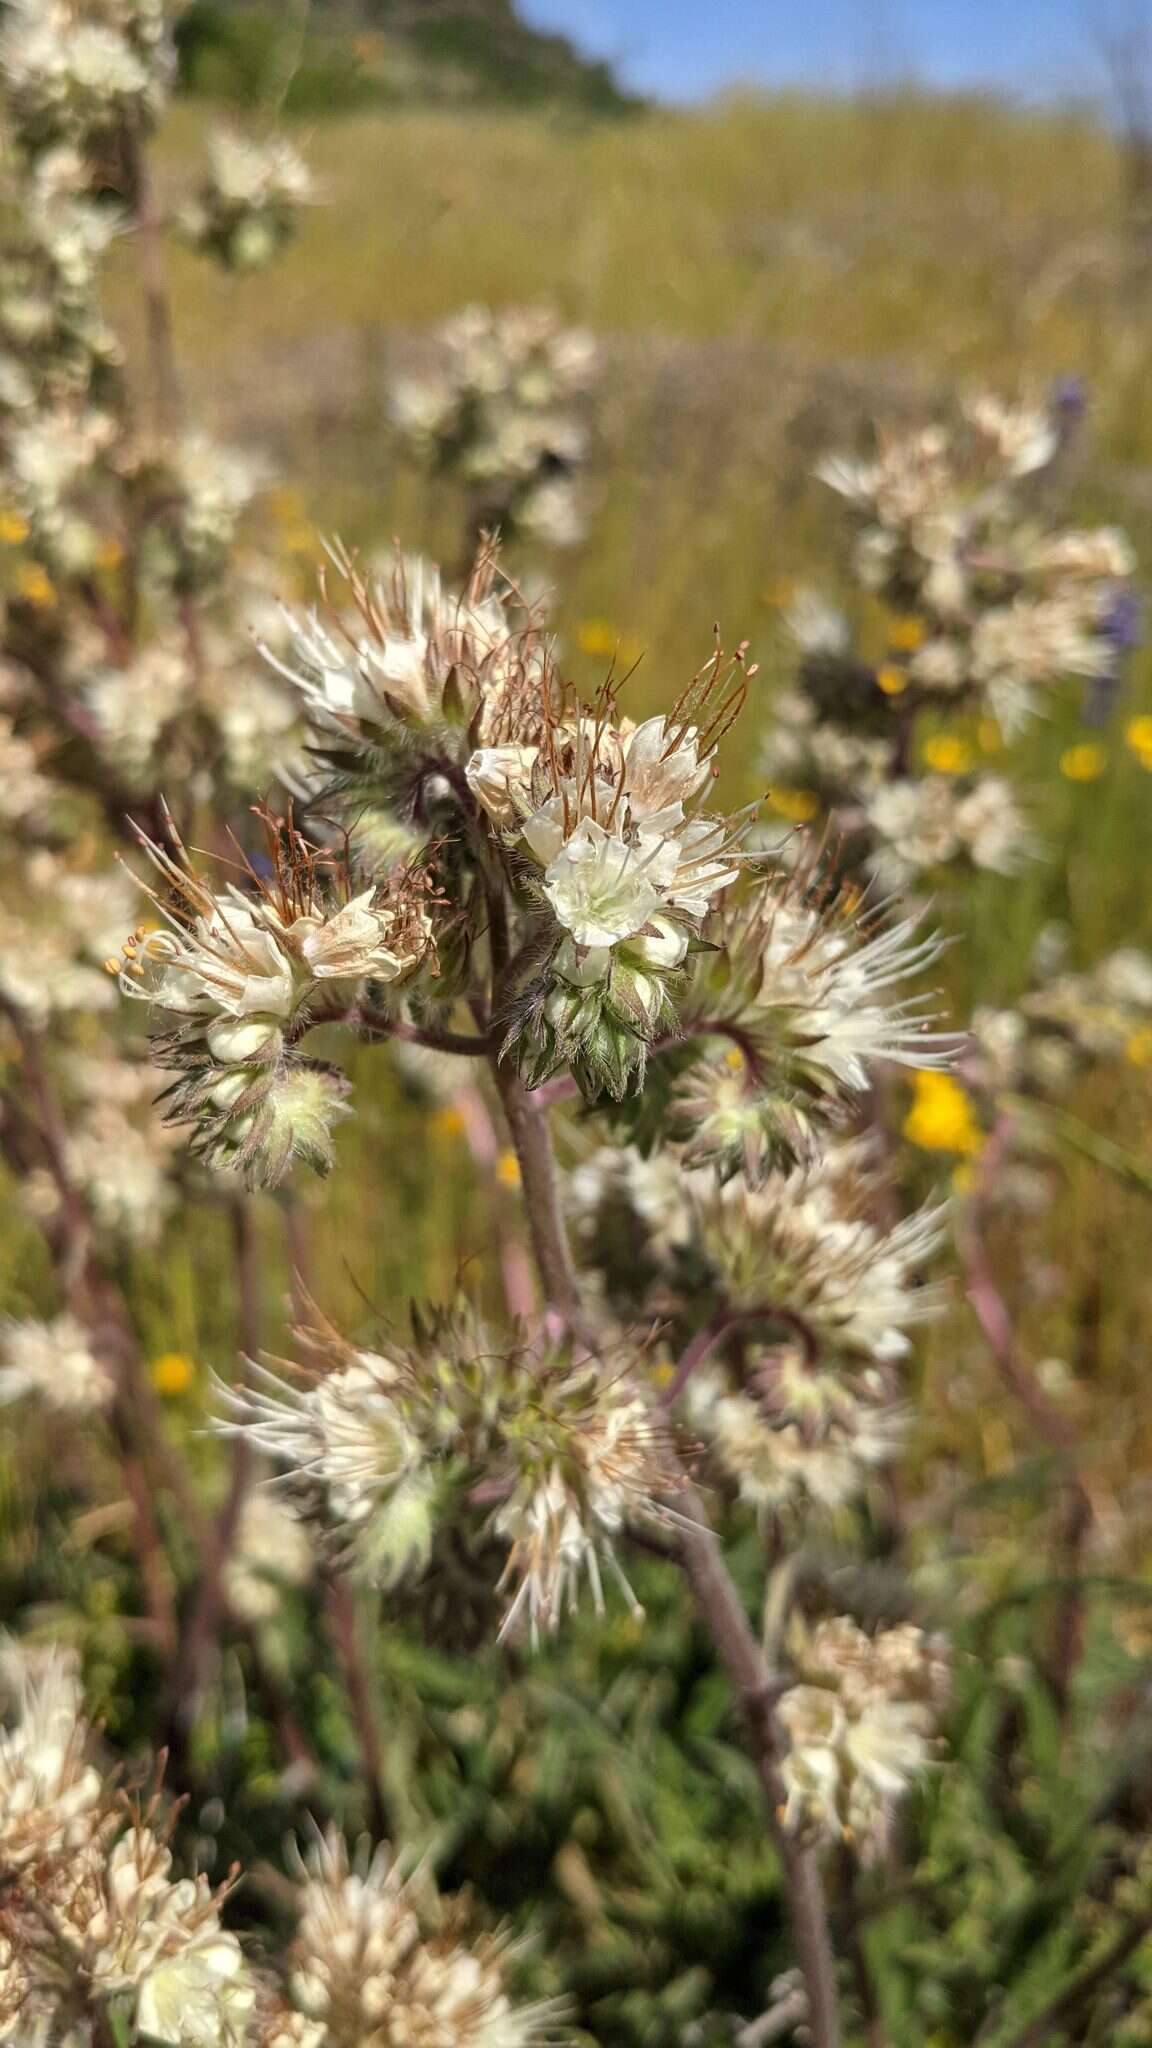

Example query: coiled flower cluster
[776,1618,951,1858]
[214,1308,678,1643]
[764,390,1137,887]
[117,807,437,1186]
[180,126,314,274]
[391,304,597,548]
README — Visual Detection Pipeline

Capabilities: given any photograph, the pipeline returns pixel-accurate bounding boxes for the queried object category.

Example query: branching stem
[491,1031,843,2047]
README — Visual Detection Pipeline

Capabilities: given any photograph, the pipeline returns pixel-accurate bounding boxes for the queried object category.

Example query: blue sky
[519,0,1109,104]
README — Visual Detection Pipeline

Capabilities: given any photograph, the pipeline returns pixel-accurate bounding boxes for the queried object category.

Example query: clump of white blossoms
[117,805,438,1186]
[0,0,175,164]
[222,1491,315,1625]
[213,1308,679,1643]
[266,539,548,747]
[695,1141,946,1367]
[0,1660,252,2040]
[865,773,1031,892]
[467,655,752,1097]
[180,125,314,274]
[283,1827,562,2048]
[687,1368,906,1519]
[0,144,121,413]
[763,389,1137,886]
[391,304,597,549]
[0,1645,103,1871]
[670,854,956,1173]
[0,1311,116,1411]
[776,1619,950,1860]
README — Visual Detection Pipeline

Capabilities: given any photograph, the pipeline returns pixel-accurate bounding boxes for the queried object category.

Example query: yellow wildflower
[576,619,644,667]
[887,615,926,652]
[265,485,306,524]
[903,1071,983,1156]
[1125,1026,1152,1068]
[1060,742,1106,783]
[15,562,56,608]
[577,619,617,658]
[876,665,908,697]
[151,1351,195,1397]
[724,1046,745,1072]
[1126,715,1152,753]
[495,1150,521,1190]
[770,787,820,824]
[921,734,973,776]
[431,1103,466,1139]
[0,509,29,546]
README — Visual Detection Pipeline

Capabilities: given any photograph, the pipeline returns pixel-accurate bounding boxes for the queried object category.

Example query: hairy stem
[166,1195,262,1748]
[325,1571,391,1844]
[493,1044,843,2046]
[490,1057,584,1329]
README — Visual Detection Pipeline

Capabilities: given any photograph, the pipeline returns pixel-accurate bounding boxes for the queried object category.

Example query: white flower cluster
[269,542,546,741]
[669,869,955,1177]
[214,1321,677,1642]
[3,397,116,560]
[0,1653,560,2047]
[865,773,1030,890]
[117,820,436,1186]
[181,126,314,274]
[18,1050,179,1243]
[284,1828,560,2048]
[392,304,597,547]
[0,1647,253,2047]
[763,392,1136,888]
[0,851,135,1022]
[688,1369,905,1517]
[84,620,301,794]
[0,0,176,162]
[972,940,1152,1102]
[699,1142,946,1365]
[0,146,121,414]
[776,1618,950,1858]
[468,693,747,1094]
[816,399,1133,728]
[0,1311,115,1412]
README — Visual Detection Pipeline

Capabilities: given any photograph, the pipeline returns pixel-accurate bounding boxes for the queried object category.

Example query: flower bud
[629,915,689,971]
[205,1015,284,1065]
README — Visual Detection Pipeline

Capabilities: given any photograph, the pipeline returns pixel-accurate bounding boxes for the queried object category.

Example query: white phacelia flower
[695,1142,946,1366]
[865,773,1030,889]
[392,302,596,547]
[214,1313,678,1643]
[777,1619,950,1859]
[0,1643,103,1871]
[688,1369,906,1518]
[468,655,751,1097]
[0,0,175,159]
[0,1311,115,1412]
[223,1492,315,1624]
[115,812,436,1187]
[970,593,1111,734]
[181,126,314,274]
[266,541,547,741]
[286,1826,563,2048]
[675,865,957,1176]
